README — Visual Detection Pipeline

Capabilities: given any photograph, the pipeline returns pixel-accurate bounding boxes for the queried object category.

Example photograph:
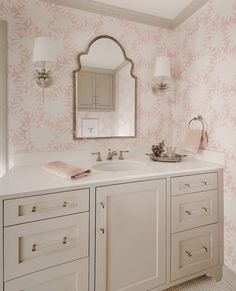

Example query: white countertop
[0,155,223,199]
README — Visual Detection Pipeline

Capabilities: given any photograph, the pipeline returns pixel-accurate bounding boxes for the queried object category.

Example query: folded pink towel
[42,161,91,180]
[182,130,208,154]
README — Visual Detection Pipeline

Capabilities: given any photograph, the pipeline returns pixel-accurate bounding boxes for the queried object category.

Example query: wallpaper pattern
[1,0,236,275]
[173,0,236,273]
[0,0,173,155]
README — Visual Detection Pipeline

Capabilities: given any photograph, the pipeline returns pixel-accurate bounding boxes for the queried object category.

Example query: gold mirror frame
[73,35,137,140]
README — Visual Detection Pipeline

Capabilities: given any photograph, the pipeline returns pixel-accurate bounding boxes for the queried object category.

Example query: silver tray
[146,153,184,163]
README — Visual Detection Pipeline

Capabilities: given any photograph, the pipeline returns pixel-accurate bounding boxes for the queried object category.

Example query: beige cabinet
[77,71,114,111]
[95,179,167,291]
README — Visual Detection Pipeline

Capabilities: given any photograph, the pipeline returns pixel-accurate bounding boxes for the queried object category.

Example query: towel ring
[188,115,205,132]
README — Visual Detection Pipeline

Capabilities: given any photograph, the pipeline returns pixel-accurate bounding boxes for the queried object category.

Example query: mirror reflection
[73,36,136,139]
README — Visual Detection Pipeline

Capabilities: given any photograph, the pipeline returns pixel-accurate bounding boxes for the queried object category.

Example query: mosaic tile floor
[165,276,234,290]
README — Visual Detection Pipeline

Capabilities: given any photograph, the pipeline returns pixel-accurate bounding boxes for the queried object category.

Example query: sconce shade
[153,56,170,78]
[33,36,56,67]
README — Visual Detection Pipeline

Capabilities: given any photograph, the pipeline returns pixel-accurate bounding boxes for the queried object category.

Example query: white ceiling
[90,0,195,19]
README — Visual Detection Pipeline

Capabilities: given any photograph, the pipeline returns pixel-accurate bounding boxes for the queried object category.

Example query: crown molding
[43,0,173,29]
[43,0,209,29]
[173,0,209,28]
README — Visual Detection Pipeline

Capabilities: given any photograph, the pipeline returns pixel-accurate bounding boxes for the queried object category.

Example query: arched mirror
[73,35,137,139]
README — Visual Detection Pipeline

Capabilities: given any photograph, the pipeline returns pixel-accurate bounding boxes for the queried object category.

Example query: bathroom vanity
[0,156,223,291]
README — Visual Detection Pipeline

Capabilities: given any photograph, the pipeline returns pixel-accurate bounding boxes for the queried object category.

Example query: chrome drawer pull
[185,210,192,215]
[185,250,192,257]
[31,236,68,252]
[32,206,37,213]
[185,207,209,216]
[30,200,73,213]
[185,246,208,258]
[185,181,208,188]
[100,228,105,234]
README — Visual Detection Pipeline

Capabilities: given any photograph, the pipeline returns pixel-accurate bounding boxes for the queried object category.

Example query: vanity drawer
[4,258,89,291]
[4,188,89,226]
[171,173,217,196]
[4,212,89,281]
[171,224,219,281]
[171,190,218,233]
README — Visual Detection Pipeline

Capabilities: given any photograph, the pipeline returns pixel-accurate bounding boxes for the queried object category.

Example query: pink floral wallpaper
[173,0,236,273]
[1,0,236,275]
[0,0,173,156]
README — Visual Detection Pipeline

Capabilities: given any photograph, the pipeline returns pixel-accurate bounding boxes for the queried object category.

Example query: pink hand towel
[42,161,91,180]
[182,129,208,154]
[200,130,208,149]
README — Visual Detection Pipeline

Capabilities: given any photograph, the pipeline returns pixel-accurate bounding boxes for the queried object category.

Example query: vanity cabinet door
[96,179,166,291]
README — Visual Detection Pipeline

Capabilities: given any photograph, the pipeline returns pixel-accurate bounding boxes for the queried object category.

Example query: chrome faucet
[118,150,129,160]
[91,152,102,161]
[107,149,117,160]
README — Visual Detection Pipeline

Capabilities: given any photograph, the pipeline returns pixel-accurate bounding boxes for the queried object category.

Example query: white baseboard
[223,265,236,290]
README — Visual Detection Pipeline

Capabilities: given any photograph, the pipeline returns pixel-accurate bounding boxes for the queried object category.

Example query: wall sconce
[32,36,56,95]
[152,56,171,94]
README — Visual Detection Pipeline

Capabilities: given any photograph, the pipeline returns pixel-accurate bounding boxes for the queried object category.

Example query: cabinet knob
[63,201,67,208]
[202,206,208,212]
[62,236,67,245]
[32,206,37,213]
[100,228,105,234]
[32,243,37,252]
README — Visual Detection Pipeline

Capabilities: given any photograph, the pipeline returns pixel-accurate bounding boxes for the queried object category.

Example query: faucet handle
[91,152,102,162]
[119,150,129,160]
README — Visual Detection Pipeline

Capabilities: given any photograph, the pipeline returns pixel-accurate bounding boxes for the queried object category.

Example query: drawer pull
[31,201,73,214]
[185,181,208,188]
[185,246,208,258]
[185,210,192,215]
[100,228,105,234]
[31,236,68,252]
[100,202,105,209]
[32,206,37,213]
[185,207,209,216]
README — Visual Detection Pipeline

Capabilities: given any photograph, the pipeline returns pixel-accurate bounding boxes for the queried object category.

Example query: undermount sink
[92,160,146,172]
